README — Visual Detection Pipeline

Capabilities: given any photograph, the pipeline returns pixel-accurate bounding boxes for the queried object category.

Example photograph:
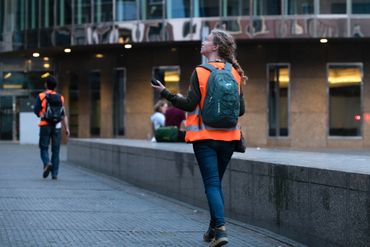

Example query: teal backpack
[199,62,240,128]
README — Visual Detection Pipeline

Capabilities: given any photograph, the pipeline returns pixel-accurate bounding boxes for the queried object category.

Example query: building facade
[0,0,369,149]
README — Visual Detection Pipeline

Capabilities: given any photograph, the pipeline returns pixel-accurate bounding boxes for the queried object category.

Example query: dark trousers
[193,140,235,228]
[39,125,61,177]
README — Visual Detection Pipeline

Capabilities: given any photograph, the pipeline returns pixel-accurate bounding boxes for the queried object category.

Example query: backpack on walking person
[198,62,240,128]
[43,93,65,124]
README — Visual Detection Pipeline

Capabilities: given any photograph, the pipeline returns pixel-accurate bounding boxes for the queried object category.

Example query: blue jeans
[193,140,235,228]
[39,125,61,177]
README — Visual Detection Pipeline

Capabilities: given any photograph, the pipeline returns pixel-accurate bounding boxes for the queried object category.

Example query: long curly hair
[211,29,247,84]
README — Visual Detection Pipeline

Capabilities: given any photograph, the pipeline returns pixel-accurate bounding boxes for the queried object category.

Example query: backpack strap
[224,62,233,72]
[198,63,217,72]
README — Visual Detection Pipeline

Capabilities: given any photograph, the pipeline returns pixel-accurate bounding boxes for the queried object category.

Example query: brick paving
[0,143,305,247]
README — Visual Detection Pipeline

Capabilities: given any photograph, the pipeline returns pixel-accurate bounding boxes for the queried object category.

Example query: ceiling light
[124,44,132,49]
[320,38,328,44]
[95,54,104,58]
[32,52,40,57]
[64,48,71,53]
[43,57,49,61]
[41,72,50,78]
[43,63,50,69]
[4,72,12,79]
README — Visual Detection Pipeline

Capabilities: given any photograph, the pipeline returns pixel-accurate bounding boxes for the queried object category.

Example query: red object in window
[354,115,361,121]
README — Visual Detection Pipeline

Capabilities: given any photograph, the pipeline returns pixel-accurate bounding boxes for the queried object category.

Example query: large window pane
[89,71,100,136]
[116,0,137,20]
[286,0,313,15]
[328,65,362,136]
[15,0,26,31]
[74,0,91,24]
[113,69,125,136]
[27,0,39,29]
[268,65,289,137]
[94,0,113,23]
[223,0,249,16]
[167,0,191,18]
[352,0,370,14]
[57,0,72,26]
[320,0,346,14]
[41,0,55,28]
[199,0,219,17]
[254,0,281,15]
[142,0,164,20]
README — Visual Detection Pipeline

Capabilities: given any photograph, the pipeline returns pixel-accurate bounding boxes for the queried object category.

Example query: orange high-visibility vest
[37,90,65,126]
[185,62,241,142]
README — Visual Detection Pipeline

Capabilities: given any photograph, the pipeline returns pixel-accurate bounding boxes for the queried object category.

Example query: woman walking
[151,29,246,247]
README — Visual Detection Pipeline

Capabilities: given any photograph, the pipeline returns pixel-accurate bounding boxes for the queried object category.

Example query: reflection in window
[2,72,25,89]
[153,66,180,104]
[116,0,137,20]
[142,0,163,20]
[75,0,91,24]
[0,1,3,35]
[328,64,362,136]
[89,71,101,136]
[253,0,281,15]
[94,0,113,23]
[268,65,289,137]
[41,0,55,28]
[57,0,72,26]
[15,0,26,31]
[320,0,346,14]
[286,0,313,15]
[352,0,370,14]
[199,0,219,17]
[167,0,191,18]
[69,73,79,137]
[113,69,125,136]
[28,0,39,29]
[223,0,249,16]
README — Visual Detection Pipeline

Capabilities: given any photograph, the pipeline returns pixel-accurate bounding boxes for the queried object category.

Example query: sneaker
[203,224,216,242]
[210,226,228,247]
[42,164,52,178]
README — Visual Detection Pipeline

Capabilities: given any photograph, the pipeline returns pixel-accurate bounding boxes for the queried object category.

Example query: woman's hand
[150,79,166,93]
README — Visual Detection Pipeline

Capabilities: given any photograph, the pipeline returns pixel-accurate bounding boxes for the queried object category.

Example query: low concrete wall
[67,139,370,247]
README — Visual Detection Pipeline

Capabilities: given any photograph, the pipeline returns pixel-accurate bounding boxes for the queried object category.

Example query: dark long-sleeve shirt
[160,70,245,116]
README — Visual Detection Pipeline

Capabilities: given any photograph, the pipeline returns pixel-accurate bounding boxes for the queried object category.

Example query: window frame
[326,62,364,138]
[266,63,291,138]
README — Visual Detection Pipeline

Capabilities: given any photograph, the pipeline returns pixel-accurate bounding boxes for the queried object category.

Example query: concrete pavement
[0,142,305,247]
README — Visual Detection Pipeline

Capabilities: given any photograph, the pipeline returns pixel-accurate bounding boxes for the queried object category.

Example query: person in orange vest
[151,29,246,247]
[34,75,70,180]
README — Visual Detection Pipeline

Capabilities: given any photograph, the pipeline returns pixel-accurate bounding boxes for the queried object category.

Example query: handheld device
[151,79,160,86]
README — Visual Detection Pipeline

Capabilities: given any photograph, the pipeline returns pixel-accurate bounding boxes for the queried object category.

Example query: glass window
[352,0,370,14]
[320,0,346,14]
[328,64,362,136]
[69,73,79,137]
[199,0,220,17]
[0,1,5,35]
[152,66,180,103]
[57,0,72,26]
[253,0,281,15]
[2,71,26,89]
[167,0,191,18]
[286,0,314,15]
[41,0,55,28]
[268,65,289,137]
[223,0,249,16]
[94,0,113,23]
[142,0,164,20]
[113,69,125,136]
[116,0,137,20]
[27,0,39,29]
[74,0,91,24]
[89,71,100,136]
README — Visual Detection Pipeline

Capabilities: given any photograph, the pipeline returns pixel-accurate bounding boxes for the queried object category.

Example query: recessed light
[124,44,132,49]
[64,48,71,53]
[320,38,328,44]
[32,52,40,57]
